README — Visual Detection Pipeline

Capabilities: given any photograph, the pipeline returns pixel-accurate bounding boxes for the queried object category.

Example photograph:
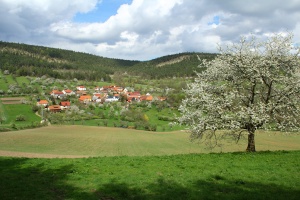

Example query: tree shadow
[0,158,299,200]
[93,176,300,200]
[0,158,85,200]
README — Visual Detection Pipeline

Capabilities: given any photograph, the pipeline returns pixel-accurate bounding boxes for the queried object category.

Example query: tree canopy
[178,33,300,152]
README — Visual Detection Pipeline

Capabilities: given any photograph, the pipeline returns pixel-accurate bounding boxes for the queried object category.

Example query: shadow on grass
[93,177,300,200]
[0,158,299,200]
[0,158,80,200]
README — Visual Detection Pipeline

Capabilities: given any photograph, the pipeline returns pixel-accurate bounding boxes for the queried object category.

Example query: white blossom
[178,33,300,151]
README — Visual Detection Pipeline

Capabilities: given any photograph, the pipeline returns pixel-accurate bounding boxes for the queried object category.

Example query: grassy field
[0,151,299,199]
[0,102,41,127]
[15,76,30,85]
[0,125,299,157]
[0,71,8,91]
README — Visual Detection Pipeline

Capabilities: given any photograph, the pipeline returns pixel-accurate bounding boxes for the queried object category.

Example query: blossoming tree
[178,33,300,152]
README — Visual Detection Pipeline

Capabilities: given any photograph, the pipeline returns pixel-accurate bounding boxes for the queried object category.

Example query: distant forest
[0,41,217,81]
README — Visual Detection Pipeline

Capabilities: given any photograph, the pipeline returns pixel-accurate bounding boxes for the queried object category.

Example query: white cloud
[1,0,300,60]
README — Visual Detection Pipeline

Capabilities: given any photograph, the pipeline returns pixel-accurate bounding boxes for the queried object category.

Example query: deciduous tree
[178,33,300,152]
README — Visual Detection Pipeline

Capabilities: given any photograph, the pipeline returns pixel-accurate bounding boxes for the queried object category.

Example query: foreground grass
[1,126,300,157]
[0,151,299,200]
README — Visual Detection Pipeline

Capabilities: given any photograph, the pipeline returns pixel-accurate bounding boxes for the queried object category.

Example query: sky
[1,0,300,61]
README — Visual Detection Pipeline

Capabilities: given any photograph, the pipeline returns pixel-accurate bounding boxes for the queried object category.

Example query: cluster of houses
[37,85,166,112]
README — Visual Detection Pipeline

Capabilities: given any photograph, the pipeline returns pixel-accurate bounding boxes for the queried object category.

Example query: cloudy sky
[1,0,300,61]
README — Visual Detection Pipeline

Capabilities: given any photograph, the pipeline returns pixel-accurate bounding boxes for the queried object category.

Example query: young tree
[178,33,300,152]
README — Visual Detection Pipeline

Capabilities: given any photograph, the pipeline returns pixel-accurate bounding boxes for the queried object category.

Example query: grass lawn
[0,125,299,157]
[0,103,41,127]
[0,151,299,199]
[0,73,8,91]
[3,74,16,85]
[16,76,30,85]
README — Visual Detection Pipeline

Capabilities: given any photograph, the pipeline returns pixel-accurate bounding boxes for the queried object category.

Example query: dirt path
[0,150,90,158]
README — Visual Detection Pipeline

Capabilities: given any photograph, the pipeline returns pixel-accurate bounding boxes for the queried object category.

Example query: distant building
[37,100,49,107]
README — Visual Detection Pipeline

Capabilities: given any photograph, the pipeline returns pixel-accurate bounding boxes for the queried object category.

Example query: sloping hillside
[126,52,216,78]
[0,41,216,80]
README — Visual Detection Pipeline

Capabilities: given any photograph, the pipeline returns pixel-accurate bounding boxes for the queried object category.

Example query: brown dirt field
[0,150,89,159]
[0,97,25,101]
[0,97,25,104]
[1,101,23,104]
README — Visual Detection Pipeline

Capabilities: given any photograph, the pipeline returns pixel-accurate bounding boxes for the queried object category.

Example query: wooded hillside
[0,41,216,80]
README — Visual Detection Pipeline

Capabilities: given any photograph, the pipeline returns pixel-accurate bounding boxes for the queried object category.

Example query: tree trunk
[246,132,256,152]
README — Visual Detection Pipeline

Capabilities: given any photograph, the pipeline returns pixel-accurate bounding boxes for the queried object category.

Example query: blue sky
[73,0,133,23]
[0,0,299,61]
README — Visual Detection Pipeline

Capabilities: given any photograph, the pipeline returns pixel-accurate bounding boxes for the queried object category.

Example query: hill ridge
[0,41,217,80]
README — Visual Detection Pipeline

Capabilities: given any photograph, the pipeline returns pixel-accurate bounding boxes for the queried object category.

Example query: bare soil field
[0,150,88,158]
[0,97,25,104]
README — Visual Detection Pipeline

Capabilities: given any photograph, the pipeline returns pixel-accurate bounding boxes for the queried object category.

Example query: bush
[103,120,108,127]
[158,115,175,121]
[143,122,157,131]
[11,123,17,129]
[124,116,135,122]
[32,105,39,112]
[15,114,26,121]
[120,121,128,128]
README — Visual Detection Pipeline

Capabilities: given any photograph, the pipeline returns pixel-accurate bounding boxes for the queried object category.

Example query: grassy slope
[0,125,299,157]
[0,71,8,91]
[1,103,41,126]
[15,76,30,85]
[0,151,299,200]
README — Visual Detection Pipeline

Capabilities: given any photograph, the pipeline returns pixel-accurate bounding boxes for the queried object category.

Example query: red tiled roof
[60,101,71,106]
[128,91,140,96]
[79,95,91,101]
[50,90,64,95]
[48,105,61,112]
[140,95,153,101]
[38,100,48,104]
[63,89,73,93]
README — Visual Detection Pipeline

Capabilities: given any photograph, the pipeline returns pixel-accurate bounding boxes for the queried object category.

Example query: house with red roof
[48,105,61,112]
[79,95,92,103]
[127,91,141,102]
[50,90,66,99]
[62,89,75,96]
[140,93,153,101]
[37,100,49,107]
[59,101,71,110]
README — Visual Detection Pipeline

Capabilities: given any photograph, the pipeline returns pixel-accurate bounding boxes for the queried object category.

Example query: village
[37,85,167,112]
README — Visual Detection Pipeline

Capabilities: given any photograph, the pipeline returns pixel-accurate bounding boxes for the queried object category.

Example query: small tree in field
[178,33,300,152]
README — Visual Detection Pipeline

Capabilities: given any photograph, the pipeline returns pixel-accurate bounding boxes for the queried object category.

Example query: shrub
[103,120,108,126]
[11,123,17,129]
[32,105,39,112]
[143,122,152,131]
[124,116,135,122]
[15,114,26,121]
[158,115,175,121]
[149,124,157,131]
[120,121,128,128]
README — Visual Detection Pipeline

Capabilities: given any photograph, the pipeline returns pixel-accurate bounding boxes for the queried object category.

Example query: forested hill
[0,41,217,80]
[126,52,216,78]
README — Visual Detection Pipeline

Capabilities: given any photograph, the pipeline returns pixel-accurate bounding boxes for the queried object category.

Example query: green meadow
[1,125,300,157]
[1,125,298,199]
[0,103,41,128]
[0,151,299,200]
